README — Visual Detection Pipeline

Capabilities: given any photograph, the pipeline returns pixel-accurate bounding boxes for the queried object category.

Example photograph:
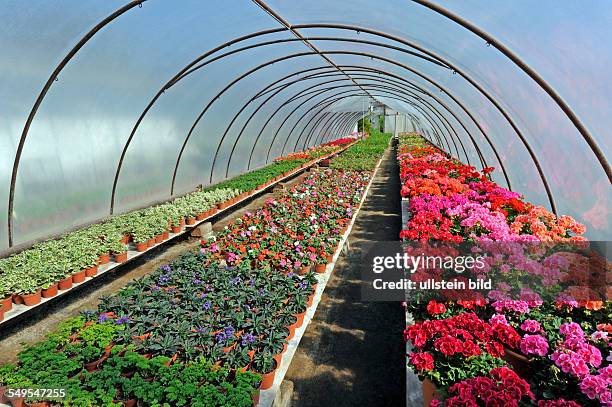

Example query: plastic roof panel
[0,0,610,249]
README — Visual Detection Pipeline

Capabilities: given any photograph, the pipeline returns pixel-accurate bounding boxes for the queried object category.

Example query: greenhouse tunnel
[1,0,610,250]
[0,0,611,406]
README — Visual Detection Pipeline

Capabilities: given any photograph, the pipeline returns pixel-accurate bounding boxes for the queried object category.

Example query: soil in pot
[58,276,73,291]
[72,270,86,284]
[42,283,59,298]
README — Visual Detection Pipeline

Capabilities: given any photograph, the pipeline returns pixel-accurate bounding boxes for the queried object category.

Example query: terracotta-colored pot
[179,219,186,228]
[0,386,8,404]
[85,265,98,278]
[171,226,181,234]
[146,238,155,248]
[326,254,334,263]
[0,310,4,322]
[135,242,148,252]
[114,252,128,263]
[196,213,206,221]
[42,283,59,298]
[20,290,42,306]
[422,378,439,407]
[286,323,297,341]
[258,368,277,390]
[27,402,52,407]
[7,394,24,407]
[122,399,137,407]
[162,231,169,240]
[314,263,327,273]
[155,234,164,244]
[72,270,86,284]
[98,253,110,265]
[298,265,311,276]
[186,217,196,226]
[293,312,305,329]
[58,276,73,291]
[120,235,130,244]
[1,296,12,312]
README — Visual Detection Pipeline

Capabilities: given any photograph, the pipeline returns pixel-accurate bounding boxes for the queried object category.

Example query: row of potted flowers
[398,133,610,406]
[0,140,353,319]
[0,134,388,405]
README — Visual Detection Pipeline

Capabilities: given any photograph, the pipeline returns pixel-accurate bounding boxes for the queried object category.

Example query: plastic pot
[58,276,73,291]
[42,283,59,298]
[186,217,196,225]
[85,265,98,278]
[314,263,327,273]
[146,238,155,248]
[72,270,86,284]
[20,290,42,306]
[1,296,12,312]
[114,252,128,263]
[258,368,277,390]
[135,242,147,252]
[98,253,110,265]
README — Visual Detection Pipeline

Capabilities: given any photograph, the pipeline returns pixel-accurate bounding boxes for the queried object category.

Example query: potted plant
[0,280,13,312]
[251,350,277,390]
[109,241,128,263]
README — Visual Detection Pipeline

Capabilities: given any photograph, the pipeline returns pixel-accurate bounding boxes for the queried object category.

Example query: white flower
[294,240,300,246]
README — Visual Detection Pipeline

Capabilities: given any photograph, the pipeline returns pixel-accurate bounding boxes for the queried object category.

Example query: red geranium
[427,300,447,316]
[409,351,435,371]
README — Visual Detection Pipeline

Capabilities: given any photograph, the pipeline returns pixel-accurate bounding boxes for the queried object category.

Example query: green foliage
[330,129,391,171]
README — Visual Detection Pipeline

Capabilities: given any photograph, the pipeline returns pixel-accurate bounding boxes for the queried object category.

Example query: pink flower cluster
[520,334,549,356]
[550,323,602,379]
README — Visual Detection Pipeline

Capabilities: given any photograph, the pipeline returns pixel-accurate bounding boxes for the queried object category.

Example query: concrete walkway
[284,146,406,406]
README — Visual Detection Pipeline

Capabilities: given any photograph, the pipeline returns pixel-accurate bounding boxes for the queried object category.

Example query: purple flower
[258,288,265,296]
[158,274,171,284]
[224,326,235,336]
[98,314,109,323]
[299,282,307,289]
[287,272,295,278]
[116,316,130,325]
[193,279,202,284]
[230,276,241,285]
[200,293,208,299]
[241,333,256,346]
[203,301,211,310]
[249,279,255,286]
[216,332,227,342]
[160,265,172,272]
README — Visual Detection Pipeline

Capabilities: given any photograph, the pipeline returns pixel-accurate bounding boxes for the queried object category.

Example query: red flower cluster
[426,300,446,316]
[434,367,534,407]
[405,312,520,358]
[322,137,354,146]
[409,352,434,371]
